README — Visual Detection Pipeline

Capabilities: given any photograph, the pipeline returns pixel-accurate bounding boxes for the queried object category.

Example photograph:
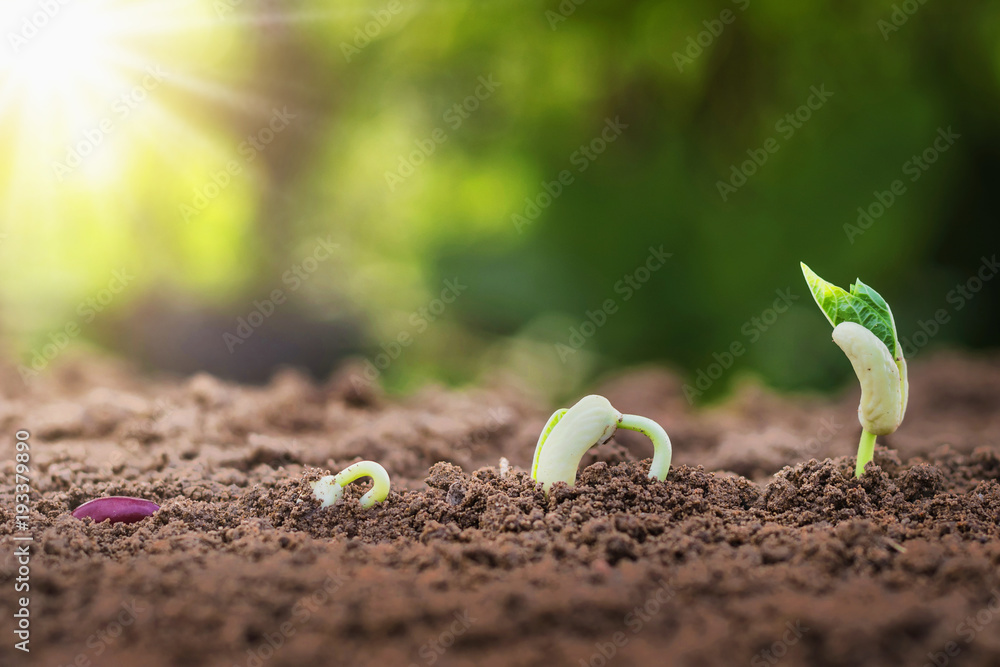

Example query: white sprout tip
[310,475,345,508]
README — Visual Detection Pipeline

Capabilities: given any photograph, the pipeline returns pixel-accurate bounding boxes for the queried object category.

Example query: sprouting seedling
[801,263,909,477]
[310,461,390,509]
[531,394,672,492]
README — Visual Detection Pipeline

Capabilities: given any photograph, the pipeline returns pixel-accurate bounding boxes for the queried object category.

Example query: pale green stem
[313,461,391,509]
[337,461,391,508]
[855,429,877,478]
[617,414,672,480]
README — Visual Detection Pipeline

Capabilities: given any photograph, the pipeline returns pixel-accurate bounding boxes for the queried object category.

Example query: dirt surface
[2,351,1000,667]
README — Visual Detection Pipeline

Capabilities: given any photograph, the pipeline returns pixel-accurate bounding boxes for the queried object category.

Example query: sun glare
[3,1,140,137]
[0,0,354,341]
[6,4,109,88]
[0,0,269,186]
[0,0,273,333]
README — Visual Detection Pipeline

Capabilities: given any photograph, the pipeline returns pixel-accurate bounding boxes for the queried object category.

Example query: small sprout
[530,394,672,492]
[801,263,909,477]
[71,496,160,524]
[310,460,390,509]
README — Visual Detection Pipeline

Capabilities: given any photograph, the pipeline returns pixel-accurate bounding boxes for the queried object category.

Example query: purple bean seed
[71,496,160,524]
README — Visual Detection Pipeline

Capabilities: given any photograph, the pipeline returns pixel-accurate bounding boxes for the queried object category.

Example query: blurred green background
[1,0,998,400]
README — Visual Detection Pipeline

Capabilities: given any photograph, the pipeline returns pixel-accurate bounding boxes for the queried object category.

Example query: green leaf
[800,262,900,357]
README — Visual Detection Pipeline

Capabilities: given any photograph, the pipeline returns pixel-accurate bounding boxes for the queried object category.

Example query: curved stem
[855,429,877,478]
[335,461,391,508]
[617,414,672,480]
[313,461,391,509]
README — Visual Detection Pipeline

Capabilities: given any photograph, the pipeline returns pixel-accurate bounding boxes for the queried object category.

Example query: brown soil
[2,351,1000,667]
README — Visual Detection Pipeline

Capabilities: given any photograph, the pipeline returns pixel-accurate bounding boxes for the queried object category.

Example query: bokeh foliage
[2,0,998,399]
